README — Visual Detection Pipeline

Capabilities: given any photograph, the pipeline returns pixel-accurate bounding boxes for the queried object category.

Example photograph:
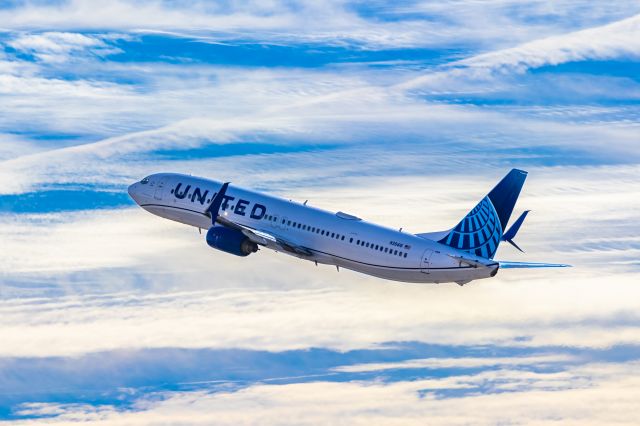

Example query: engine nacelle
[206,227,258,257]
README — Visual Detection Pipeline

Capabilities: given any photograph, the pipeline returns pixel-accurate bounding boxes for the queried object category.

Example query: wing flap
[217,216,313,256]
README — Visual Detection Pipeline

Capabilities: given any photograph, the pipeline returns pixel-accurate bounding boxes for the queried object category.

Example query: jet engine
[206,226,258,257]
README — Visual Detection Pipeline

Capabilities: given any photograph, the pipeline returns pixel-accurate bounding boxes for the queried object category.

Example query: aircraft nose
[128,183,140,203]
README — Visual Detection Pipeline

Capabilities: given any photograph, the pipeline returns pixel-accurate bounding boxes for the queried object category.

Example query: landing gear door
[421,249,433,274]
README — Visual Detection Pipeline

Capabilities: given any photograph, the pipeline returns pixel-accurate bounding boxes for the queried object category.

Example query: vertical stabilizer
[438,169,527,259]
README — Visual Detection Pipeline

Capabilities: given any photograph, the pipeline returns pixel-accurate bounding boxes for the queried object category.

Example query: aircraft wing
[498,261,571,269]
[216,215,313,257]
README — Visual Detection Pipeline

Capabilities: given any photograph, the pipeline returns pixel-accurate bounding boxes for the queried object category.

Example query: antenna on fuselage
[303,200,308,205]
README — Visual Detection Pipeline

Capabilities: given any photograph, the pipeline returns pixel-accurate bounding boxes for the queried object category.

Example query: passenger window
[404,253,408,258]
[365,242,370,248]
[349,238,353,243]
[297,223,301,229]
[384,248,388,253]
[341,236,345,241]
[287,220,291,226]
[394,250,398,255]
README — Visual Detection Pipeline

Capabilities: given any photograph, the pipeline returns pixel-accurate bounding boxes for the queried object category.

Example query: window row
[355,239,408,258]
[261,215,409,259]
[284,218,347,241]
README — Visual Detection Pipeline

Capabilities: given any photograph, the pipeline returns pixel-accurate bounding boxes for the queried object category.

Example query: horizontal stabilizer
[499,261,571,269]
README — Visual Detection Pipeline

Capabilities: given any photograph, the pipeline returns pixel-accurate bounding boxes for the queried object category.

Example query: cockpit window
[141,177,150,184]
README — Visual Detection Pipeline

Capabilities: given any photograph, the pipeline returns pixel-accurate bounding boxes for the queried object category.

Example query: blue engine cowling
[206,227,258,257]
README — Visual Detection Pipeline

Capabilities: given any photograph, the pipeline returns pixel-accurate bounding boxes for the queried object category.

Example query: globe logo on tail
[439,196,502,259]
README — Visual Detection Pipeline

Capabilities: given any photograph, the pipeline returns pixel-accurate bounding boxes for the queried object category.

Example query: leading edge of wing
[216,216,313,256]
[498,261,572,269]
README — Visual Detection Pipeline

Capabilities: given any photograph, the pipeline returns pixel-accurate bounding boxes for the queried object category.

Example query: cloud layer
[1,0,639,423]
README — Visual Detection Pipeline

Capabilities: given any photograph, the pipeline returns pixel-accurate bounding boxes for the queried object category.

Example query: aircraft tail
[437,169,528,259]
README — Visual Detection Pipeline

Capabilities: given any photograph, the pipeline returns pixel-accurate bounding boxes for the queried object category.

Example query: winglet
[205,182,230,225]
[502,210,530,253]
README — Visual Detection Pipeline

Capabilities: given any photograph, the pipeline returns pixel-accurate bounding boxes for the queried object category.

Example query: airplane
[128,169,569,285]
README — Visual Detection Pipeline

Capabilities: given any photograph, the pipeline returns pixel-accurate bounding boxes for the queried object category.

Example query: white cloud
[1,166,638,357]
[9,361,640,425]
[458,13,640,72]
[0,133,41,160]
[401,12,640,94]
[8,32,122,63]
[0,209,193,274]
[333,354,575,373]
[2,0,639,49]
[1,73,639,196]
[0,2,639,422]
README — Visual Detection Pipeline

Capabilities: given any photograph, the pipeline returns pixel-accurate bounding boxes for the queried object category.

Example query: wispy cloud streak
[0,0,639,423]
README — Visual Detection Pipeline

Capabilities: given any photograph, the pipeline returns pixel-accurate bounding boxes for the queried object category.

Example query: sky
[0,0,639,424]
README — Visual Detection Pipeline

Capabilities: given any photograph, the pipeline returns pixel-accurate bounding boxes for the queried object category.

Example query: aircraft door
[154,179,165,201]
[421,249,433,274]
[281,216,290,231]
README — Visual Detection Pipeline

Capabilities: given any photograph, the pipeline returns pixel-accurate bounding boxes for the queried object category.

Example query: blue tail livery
[438,169,528,259]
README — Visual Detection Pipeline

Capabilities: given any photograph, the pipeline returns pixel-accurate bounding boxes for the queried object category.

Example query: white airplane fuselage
[128,173,499,284]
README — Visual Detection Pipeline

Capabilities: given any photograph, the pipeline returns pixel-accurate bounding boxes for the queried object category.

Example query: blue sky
[1,1,640,424]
